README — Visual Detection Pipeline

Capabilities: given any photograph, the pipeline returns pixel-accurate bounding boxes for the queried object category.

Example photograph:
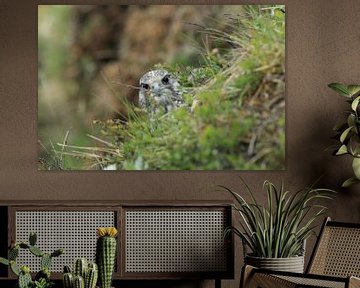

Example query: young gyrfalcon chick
[139,69,184,116]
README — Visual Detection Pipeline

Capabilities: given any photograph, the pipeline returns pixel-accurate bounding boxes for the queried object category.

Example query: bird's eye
[162,75,170,85]
[141,83,150,90]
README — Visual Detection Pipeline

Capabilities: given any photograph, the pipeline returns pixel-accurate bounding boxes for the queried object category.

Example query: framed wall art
[38,5,285,170]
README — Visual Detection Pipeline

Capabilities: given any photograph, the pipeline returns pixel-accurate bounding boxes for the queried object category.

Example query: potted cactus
[0,232,63,288]
[96,227,118,288]
[62,258,98,288]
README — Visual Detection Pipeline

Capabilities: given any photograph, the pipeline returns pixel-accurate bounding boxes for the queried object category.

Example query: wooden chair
[241,217,360,288]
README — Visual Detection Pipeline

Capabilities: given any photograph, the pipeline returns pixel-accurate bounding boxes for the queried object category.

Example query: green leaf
[10,261,20,276]
[351,96,360,111]
[349,135,360,156]
[340,126,353,143]
[328,83,351,97]
[336,145,348,155]
[342,177,360,188]
[352,157,360,179]
[348,85,360,96]
[0,257,9,266]
[347,114,356,127]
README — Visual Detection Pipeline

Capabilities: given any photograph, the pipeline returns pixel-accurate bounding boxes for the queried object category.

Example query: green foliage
[329,82,360,187]
[38,6,73,80]
[34,268,51,282]
[221,178,335,258]
[0,257,9,266]
[0,233,63,288]
[54,5,285,170]
[328,83,360,98]
[32,278,54,288]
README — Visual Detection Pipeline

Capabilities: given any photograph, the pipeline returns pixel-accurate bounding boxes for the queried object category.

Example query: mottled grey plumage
[139,69,184,116]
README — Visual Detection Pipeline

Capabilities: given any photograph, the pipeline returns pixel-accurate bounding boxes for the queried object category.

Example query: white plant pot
[245,254,305,273]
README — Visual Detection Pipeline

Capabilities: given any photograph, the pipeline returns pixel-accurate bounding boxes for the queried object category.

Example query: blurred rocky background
[38,5,236,153]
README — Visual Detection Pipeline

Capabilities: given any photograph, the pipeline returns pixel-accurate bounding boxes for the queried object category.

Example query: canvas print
[38,5,285,170]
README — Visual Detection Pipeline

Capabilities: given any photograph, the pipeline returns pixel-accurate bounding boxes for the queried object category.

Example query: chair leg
[215,278,221,288]
[240,265,255,288]
[240,265,296,288]
[349,276,360,288]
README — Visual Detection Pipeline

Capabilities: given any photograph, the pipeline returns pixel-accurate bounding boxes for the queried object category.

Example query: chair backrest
[307,217,360,277]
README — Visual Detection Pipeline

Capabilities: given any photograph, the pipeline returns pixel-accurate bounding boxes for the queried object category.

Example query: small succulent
[0,232,63,288]
[33,278,54,288]
[329,83,360,187]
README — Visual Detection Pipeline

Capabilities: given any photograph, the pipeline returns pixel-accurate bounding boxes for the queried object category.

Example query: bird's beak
[150,82,162,95]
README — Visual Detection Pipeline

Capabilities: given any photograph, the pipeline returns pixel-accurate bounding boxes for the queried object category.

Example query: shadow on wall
[288,0,360,221]
[290,108,360,217]
[286,102,359,267]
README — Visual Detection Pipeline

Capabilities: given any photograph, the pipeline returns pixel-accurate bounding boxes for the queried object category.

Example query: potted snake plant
[328,83,360,187]
[221,179,334,273]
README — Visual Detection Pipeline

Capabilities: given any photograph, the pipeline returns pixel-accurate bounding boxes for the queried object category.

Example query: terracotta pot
[245,254,305,273]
